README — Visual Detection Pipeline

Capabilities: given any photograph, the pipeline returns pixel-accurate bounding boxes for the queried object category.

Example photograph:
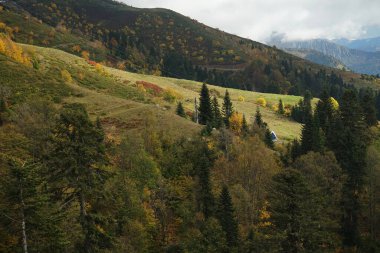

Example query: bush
[61,70,73,83]
[238,95,245,102]
[163,88,182,103]
[256,97,267,107]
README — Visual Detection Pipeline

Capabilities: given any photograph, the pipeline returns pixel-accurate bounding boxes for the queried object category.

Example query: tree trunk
[20,187,28,253]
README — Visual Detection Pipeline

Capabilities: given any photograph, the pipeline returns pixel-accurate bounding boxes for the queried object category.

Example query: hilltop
[1,0,378,96]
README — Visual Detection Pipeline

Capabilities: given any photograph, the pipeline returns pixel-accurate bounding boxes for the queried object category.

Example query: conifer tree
[222,90,233,127]
[328,90,369,249]
[199,83,213,125]
[268,169,311,253]
[278,99,285,115]
[217,186,239,249]
[265,128,274,149]
[315,90,334,132]
[1,159,67,253]
[211,96,223,128]
[47,103,111,252]
[255,106,263,127]
[360,89,377,126]
[242,114,249,135]
[300,112,314,154]
[176,101,186,118]
[290,139,302,162]
[193,140,215,218]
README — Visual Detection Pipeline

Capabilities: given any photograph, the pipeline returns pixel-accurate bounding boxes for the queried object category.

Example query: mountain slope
[2,0,378,96]
[270,38,380,75]
[1,39,305,140]
[284,48,348,70]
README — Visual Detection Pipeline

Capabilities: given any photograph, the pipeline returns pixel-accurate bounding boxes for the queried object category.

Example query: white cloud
[120,0,380,42]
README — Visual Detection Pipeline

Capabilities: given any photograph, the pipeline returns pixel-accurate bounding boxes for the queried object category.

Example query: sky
[121,0,380,43]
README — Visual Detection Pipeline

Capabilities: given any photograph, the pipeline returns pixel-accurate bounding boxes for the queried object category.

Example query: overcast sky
[121,0,380,43]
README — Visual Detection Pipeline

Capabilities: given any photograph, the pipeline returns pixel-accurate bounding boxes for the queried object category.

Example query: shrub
[61,69,73,83]
[238,95,245,102]
[163,88,182,103]
[256,97,267,107]
[229,112,243,134]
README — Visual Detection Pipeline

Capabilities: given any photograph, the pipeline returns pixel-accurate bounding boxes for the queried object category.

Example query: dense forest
[1,81,380,252]
[1,0,380,252]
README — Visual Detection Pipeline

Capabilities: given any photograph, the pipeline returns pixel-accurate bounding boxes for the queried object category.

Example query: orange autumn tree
[0,34,31,66]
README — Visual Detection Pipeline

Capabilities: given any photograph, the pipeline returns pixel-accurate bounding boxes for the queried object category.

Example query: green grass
[3,43,306,141]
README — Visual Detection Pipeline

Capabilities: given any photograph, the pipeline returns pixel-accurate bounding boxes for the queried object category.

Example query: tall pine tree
[217,186,239,249]
[278,99,285,115]
[360,89,378,126]
[199,83,213,125]
[47,104,111,252]
[222,90,233,127]
[328,90,369,250]
[255,107,263,127]
[212,96,223,128]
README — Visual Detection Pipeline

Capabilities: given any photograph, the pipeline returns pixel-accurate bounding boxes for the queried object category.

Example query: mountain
[283,48,348,70]
[269,38,380,75]
[334,37,380,52]
[1,0,378,97]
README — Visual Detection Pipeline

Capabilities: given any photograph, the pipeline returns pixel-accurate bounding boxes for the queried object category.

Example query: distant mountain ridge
[269,38,380,75]
[283,48,348,70]
[333,37,380,52]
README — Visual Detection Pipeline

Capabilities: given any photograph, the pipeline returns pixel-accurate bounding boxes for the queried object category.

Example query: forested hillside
[1,0,378,97]
[0,1,380,252]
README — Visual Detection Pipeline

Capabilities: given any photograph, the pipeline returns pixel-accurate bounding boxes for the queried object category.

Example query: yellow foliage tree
[229,112,243,134]
[0,34,31,66]
[329,97,339,110]
[256,97,267,107]
[61,69,73,83]
[238,95,245,102]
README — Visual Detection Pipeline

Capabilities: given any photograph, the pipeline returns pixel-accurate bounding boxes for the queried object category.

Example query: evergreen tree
[217,186,239,249]
[290,139,302,162]
[316,90,334,130]
[193,140,215,218]
[1,159,67,253]
[242,114,249,135]
[328,90,369,250]
[47,103,111,252]
[176,101,186,118]
[212,96,223,128]
[199,83,213,125]
[255,107,263,127]
[268,169,312,253]
[360,89,377,126]
[278,99,285,115]
[222,90,233,127]
[265,128,274,149]
[243,229,256,253]
[300,112,314,154]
